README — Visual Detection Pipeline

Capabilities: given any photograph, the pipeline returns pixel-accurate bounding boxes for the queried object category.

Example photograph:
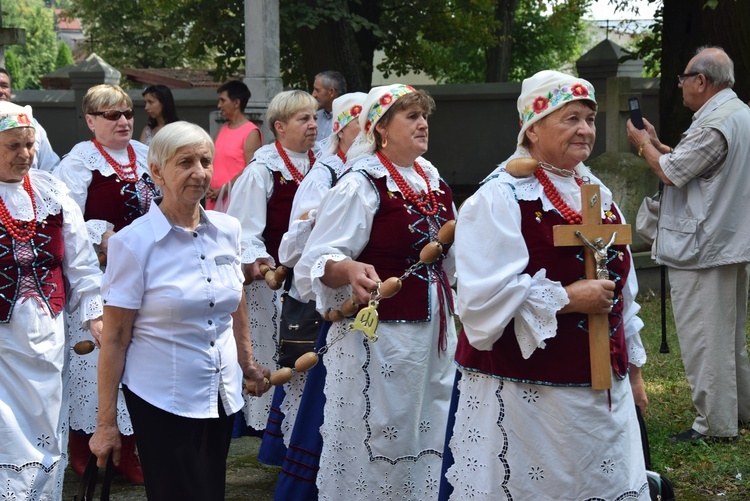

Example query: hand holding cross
[553,183,632,390]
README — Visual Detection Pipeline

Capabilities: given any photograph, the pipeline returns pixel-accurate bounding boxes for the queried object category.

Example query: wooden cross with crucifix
[553,183,631,390]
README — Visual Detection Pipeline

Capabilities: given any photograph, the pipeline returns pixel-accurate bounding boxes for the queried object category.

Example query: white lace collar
[253,143,314,182]
[350,154,441,195]
[491,151,613,213]
[67,140,150,179]
[0,169,74,221]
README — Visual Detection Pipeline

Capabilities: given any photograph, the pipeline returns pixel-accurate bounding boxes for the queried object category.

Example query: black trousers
[122,385,235,501]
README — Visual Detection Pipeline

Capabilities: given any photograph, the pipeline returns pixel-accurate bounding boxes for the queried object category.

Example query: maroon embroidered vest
[0,211,65,323]
[355,173,455,322]
[263,170,298,264]
[455,197,631,386]
[84,170,155,231]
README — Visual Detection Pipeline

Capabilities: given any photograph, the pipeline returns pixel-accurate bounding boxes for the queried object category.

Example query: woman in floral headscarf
[439,70,649,500]
[225,90,318,435]
[293,84,457,500]
[0,101,102,499]
[268,91,367,498]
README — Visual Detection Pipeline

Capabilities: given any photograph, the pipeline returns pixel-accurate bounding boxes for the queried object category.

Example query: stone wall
[15,76,664,289]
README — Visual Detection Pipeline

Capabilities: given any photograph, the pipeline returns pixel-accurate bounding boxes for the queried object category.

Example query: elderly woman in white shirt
[89,121,271,501]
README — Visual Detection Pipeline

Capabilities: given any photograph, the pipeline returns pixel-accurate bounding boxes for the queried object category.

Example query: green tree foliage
[508,0,592,82]
[607,0,750,144]
[372,0,499,84]
[4,51,21,87]
[55,41,74,69]
[278,0,591,87]
[64,0,215,70]
[65,0,592,87]
[3,0,58,89]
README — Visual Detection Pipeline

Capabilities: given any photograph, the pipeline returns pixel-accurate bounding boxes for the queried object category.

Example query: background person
[441,70,649,500]
[89,121,271,501]
[206,80,262,210]
[0,101,103,500]
[0,67,60,172]
[226,90,317,437]
[55,84,155,484]
[294,84,457,499]
[261,91,367,483]
[139,84,180,145]
[311,70,346,140]
[627,46,750,444]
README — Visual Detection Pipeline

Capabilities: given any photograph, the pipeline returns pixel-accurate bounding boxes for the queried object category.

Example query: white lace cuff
[627,332,647,367]
[240,240,272,265]
[310,253,351,313]
[87,219,114,245]
[294,218,315,256]
[78,290,103,328]
[513,269,569,359]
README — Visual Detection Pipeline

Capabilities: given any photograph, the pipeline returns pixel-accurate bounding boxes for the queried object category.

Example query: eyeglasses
[677,72,700,85]
[88,109,134,121]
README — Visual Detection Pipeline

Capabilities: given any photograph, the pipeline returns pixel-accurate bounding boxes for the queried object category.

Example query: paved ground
[62,436,279,500]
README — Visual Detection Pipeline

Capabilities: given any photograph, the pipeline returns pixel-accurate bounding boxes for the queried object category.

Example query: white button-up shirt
[101,200,246,419]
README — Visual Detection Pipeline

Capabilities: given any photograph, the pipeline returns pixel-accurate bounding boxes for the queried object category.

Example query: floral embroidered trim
[0,112,32,132]
[364,84,416,134]
[519,83,595,128]
[333,104,363,133]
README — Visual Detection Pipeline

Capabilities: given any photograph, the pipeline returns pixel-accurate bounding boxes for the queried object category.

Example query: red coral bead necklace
[534,168,583,224]
[336,148,346,163]
[275,141,315,184]
[91,139,139,182]
[0,175,38,242]
[376,150,438,216]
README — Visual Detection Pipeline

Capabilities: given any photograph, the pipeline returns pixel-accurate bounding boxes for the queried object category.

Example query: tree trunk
[659,0,750,145]
[485,0,518,82]
[297,0,371,92]
[701,0,750,103]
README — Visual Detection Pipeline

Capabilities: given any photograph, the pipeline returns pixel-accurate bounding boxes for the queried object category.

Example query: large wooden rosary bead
[273,265,288,283]
[324,309,345,322]
[340,298,359,317]
[74,340,95,355]
[270,367,294,386]
[380,277,402,298]
[437,220,456,244]
[419,242,443,264]
[294,352,319,372]
[505,157,539,177]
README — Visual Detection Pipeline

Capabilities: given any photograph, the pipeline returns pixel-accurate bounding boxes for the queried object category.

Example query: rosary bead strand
[275,141,315,184]
[534,168,583,224]
[91,139,139,182]
[248,218,457,392]
[376,151,438,216]
[0,175,37,242]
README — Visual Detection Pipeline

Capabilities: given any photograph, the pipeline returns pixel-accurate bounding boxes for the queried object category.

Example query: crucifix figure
[553,183,632,390]
[576,231,618,280]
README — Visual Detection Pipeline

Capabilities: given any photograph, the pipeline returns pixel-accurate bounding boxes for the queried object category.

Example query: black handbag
[636,405,675,501]
[278,269,321,368]
[646,470,676,501]
[73,454,115,501]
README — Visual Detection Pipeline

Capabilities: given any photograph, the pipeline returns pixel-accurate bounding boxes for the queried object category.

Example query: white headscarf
[319,92,367,157]
[516,70,596,146]
[0,101,34,133]
[347,84,417,160]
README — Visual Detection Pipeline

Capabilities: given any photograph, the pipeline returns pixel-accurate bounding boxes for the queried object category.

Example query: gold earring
[382,137,388,148]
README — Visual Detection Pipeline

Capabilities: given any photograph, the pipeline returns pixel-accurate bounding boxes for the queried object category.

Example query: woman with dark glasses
[54,84,156,485]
